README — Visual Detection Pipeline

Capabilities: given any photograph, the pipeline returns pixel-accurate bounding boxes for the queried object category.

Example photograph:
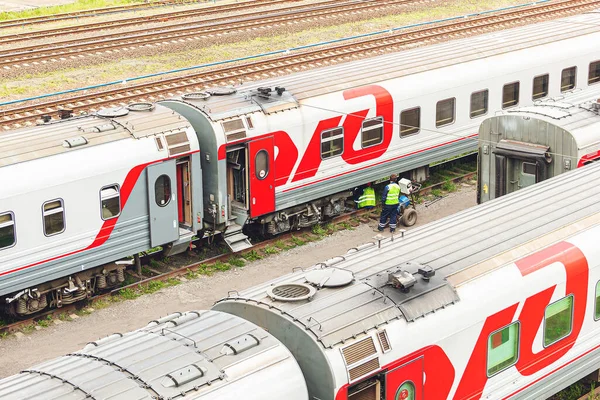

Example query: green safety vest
[385,183,401,205]
[358,187,376,208]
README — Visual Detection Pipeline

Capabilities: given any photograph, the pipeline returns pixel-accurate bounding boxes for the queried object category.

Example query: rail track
[0,0,422,69]
[0,0,211,28]
[0,0,305,42]
[0,160,477,336]
[2,0,598,130]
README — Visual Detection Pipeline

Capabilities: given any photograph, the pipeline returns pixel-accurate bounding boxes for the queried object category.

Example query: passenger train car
[216,161,600,400]
[0,310,309,400]
[0,104,204,316]
[478,88,600,203]
[3,11,600,317]
[3,158,600,399]
[160,10,600,248]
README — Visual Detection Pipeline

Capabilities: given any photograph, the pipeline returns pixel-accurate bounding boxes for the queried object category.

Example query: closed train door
[386,358,424,400]
[147,160,179,247]
[248,136,275,217]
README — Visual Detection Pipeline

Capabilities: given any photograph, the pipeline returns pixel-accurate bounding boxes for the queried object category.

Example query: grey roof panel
[218,163,600,348]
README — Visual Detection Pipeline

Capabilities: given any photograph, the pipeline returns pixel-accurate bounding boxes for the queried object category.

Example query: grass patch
[0,332,9,340]
[92,298,113,309]
[263,245,279,255]
[243,250,263,261]
[185,268,199,279]
[21,324,36,334]
[441,180,457,192]
[119,287,140,300]
[149,259,161,269]
[36,315,53,328]
[228,257,246,268]
[275,240,292,250]
[431,189,443,197]
[197,264,214,276]
[0,0,143,21]
[139,280,165,295]
[338,221,354,230]
[311,224,327,237]
[212,261,231,271]
[290,235,306,246]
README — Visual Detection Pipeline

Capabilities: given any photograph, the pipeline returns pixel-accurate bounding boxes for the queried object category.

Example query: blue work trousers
[378,204,399,232]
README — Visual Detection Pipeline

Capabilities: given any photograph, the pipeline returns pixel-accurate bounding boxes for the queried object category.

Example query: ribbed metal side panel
[342,337,377,366]
[348,358,380,381]
[377,330,390,352]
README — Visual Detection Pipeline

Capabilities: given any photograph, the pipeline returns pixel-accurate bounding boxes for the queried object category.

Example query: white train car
[161,11,600,249]
[478,88,600,202]
[0,310,309,400]
[0,104,203,316]
[215,161,600,400]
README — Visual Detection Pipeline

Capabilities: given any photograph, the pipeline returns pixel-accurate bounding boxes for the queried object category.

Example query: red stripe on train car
[0,150,199,278]
[283,134,478,193]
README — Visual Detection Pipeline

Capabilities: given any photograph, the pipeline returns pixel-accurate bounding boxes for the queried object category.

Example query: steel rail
[1,0,597,129]
[0,0,304,43]
[0,0,418,67]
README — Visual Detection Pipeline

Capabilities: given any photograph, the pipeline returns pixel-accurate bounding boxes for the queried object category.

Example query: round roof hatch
[96,107,129,118]
[182,92,211,101]
[266,283,316,302]
[127,102,154,112]
[305,268,354,288]
[206,86,237,96]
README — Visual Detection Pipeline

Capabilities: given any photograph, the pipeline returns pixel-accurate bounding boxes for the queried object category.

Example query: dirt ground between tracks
[0,183,476,378]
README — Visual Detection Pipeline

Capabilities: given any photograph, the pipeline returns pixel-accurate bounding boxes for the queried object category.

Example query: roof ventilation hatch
[266,283,316,302]
[305,268,353,288]
[62,136,88,148]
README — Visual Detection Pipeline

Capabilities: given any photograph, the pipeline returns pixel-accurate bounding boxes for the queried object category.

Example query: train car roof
[216,162,600,349]
[0,310,307,400]
[0,103,190,168]
[169,11,600,122]
[483,89,600,149]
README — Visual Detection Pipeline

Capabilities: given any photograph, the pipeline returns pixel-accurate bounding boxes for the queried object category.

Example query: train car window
[595,281,600,320]
[522,162,536,176]
[502,82,520,109]
[0,212,16,250]
[154,175,172,207]
[245,116,254,129]
[589,61,600,85]
[100,185,121,221]
[255,150,269,180]
[436,98,455,127]
[400,107,420,137]
[43,199,65,236]
[544,295,573,347]
[532,74,549,100]
[561,67,577,92]
[470,90,488,118]
[361,117,384,148]
[487,322,520,376]
[321,127,344,159]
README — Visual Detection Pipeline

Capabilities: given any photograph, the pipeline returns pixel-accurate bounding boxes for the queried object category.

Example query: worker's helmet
[390,174,398,181]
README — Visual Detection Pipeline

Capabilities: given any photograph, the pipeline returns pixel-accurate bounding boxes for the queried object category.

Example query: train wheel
[402,208,418,227]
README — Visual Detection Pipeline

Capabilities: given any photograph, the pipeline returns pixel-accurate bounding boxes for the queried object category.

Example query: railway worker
[357,182,376,210]
[376,174,401,233]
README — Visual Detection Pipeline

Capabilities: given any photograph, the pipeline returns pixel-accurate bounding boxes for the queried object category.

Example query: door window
[154,175,172,207]
[396,381,415,400]
[255,150,269,180]
[522,162,536,176]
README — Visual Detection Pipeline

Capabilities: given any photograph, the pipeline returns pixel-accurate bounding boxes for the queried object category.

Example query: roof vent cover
[97,107,129,118]
[207,86,236,96]
[127,102,154,112]
[266,283,316,302]
[62,136,88,148]
[305,268,353,288]
[182,92,211,101]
